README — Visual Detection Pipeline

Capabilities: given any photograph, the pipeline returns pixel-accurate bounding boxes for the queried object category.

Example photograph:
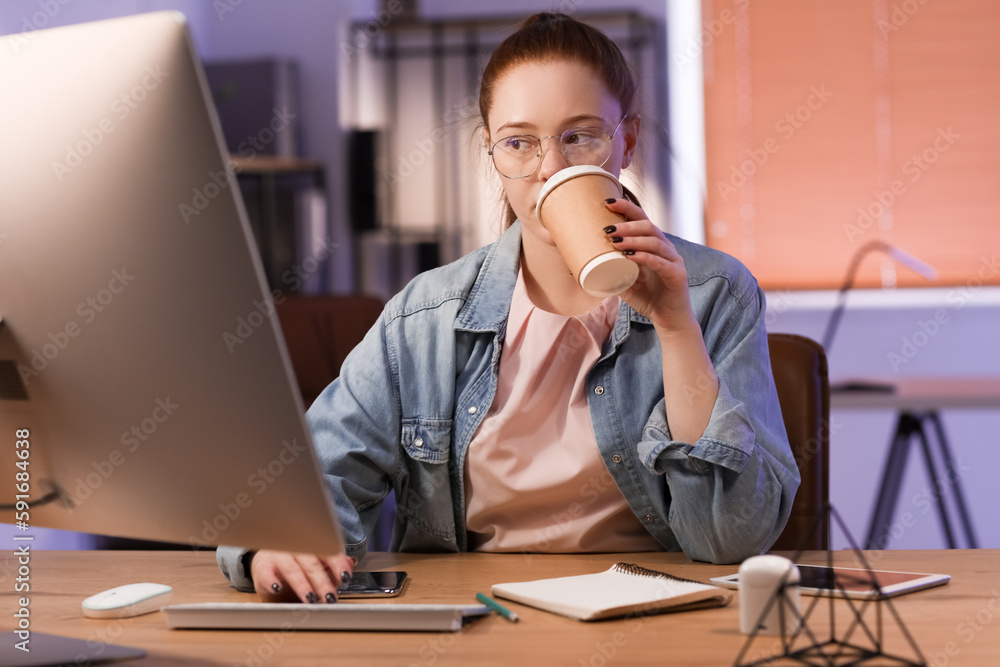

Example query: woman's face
[485,59,637,246]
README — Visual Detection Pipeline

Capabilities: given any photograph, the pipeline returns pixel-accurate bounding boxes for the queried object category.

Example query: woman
[217,12,798,604]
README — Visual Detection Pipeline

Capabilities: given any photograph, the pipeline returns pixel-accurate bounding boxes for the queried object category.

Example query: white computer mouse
[82,582,173,619]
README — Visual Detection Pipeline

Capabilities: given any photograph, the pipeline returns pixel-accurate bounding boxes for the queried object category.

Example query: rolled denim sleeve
[636,285,799,564]
[216,545,255,592]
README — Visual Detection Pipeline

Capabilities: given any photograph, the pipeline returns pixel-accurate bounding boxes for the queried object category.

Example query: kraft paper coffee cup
[535,165,639,298]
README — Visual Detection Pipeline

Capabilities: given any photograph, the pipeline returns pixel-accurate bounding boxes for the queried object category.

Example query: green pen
[476,592,520,623]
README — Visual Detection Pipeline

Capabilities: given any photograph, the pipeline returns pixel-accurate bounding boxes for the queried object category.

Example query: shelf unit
[342,11,668,297]
[230,155,331,294]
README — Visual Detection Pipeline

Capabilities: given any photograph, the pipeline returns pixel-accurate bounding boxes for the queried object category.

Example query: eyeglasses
[488,116,627,180]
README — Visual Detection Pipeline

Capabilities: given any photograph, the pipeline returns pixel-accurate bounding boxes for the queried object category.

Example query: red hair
[479,13,641,227]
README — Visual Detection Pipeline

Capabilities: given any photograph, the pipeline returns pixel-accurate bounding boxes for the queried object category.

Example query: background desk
[830,378,1000,411]
[832,377,1000,550]
[2,550,998,666]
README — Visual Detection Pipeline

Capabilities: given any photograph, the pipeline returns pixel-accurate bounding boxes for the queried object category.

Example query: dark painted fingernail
[305,592,318,603]
[610,236,623,243]
[325,592,338,604]
[623,249,636,256]
[603,225,617,234]
[271,583,282,594]
[604,198,617,204]
[341,571,353,587]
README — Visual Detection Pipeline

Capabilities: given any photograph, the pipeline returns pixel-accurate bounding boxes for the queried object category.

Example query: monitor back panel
[0,12,344,555]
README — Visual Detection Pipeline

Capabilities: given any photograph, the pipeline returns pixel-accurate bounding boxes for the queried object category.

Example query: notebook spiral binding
[612,562,707,586]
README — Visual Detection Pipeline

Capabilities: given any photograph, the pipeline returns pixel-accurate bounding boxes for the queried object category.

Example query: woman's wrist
[653,312,702,343]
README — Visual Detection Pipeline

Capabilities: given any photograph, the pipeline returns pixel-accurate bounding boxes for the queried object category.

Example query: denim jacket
[218,221,798,591]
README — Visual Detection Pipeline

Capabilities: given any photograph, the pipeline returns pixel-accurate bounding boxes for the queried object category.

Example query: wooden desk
[3,550,999,666]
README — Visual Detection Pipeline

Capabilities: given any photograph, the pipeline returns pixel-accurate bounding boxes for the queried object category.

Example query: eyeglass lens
[490,126,615,179]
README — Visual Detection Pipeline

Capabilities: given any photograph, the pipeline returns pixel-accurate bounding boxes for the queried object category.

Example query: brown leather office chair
[276,294,385,409]
[767,333,830,551]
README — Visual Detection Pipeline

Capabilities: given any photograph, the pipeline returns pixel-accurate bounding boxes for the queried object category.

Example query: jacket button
[644,514,654,523]
[612,454,622,464]
[414,437,424,448]
[468,406,477,415]
[594,386,605,395]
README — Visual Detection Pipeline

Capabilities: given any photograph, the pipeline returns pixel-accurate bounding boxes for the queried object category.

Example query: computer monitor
[0,11,344,556]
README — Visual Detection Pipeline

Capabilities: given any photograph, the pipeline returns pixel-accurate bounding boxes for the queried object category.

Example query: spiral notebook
[491,562,732,621]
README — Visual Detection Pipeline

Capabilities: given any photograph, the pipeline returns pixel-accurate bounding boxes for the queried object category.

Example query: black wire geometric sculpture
[733,503,926,666]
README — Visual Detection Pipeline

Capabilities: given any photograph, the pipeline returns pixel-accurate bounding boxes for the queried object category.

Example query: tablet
[710,564,950,599]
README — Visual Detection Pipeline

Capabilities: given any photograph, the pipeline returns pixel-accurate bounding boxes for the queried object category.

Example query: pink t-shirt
[464,269,661,553]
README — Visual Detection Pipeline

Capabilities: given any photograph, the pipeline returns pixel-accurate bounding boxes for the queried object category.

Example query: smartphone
[710,564,949,600]
[337,571,408,598]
